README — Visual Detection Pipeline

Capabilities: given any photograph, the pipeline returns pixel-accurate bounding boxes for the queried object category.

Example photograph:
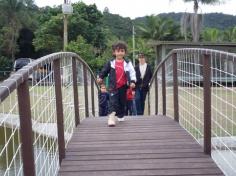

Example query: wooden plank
[58,116,223,176]
[59,169,223,176]
[63,152,210,161]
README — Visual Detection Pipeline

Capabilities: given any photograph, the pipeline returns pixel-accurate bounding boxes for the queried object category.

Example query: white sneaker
[117,117,125,122]
[108,112,116,127]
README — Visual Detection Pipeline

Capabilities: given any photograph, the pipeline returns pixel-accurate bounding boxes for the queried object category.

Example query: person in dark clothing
[99,84,109,116]
[97,41,136,127]
[135,53,152,115]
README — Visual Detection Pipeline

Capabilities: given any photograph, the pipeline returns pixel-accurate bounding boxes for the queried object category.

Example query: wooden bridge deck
[58,116,223,176]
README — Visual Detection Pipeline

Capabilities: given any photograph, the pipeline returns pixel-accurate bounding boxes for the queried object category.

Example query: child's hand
[130,82,135,88]
[97,78,103,84]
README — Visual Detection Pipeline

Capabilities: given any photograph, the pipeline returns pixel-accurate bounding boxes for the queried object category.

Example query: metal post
[83,64,89,117]
[203,54,211,155]
[132,25,135,66]
[173,53,179,122]
[91,78,95,116]
[148,91,150,115]
[72,58,80,126]
[53,59,65,164]
[17,81,35,176]
[155,74,158,115]
[63,0,68,51]
[162,63,166,115]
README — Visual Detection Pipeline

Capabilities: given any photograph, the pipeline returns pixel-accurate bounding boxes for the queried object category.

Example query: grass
[148,86,236,139]
[0,85,83,122]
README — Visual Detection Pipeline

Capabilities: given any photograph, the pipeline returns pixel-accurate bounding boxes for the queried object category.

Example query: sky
[35,0,236,19]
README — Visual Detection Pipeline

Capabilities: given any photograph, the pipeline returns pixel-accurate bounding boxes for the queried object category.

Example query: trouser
[125,99,137,116]
[109,85,127,118]
[135,88,148,115]
[99,105,108,116]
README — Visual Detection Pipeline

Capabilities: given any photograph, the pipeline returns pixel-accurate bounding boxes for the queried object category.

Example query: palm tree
[223,27,236,42]
[176,0,223,42]
[202,28,221,42]
[139,15,181,41]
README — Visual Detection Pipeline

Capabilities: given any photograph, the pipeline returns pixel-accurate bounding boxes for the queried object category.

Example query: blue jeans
[135,88,148,115]
[126,99,137,116]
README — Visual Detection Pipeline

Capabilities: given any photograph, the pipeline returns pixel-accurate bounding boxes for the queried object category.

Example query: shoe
[117,117,125,122]
[108,112,116,127]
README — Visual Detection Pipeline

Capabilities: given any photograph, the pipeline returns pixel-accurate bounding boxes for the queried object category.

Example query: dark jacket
[99,92,109,107]
[99,58,136,91]
[135,64,152,91]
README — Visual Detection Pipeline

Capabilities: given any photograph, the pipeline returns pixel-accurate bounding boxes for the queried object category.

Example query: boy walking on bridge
[97,41,136,127]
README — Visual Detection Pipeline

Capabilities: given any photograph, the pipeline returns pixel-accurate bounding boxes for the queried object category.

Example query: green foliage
[103,11,132,40]
[222,27,236,42]
[138,15,182,41]
[66,35,101,70]
[136,13,236,31]
[33,15,63,53]
[0,0,37,59]
[37,6,61,26]
[126,37,156,67]
[1,0,236,75]
[183,0,222,4]
[69,2,105,49]
[33,2,106,55]
[0,56,12,70]
[202,28,221,42]
[0,26,18,59]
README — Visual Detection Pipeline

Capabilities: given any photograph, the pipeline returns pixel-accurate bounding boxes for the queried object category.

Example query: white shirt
[139,63,147,79]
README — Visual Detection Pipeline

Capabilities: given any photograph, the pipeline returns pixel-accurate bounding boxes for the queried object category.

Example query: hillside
[103,12,236,39]
[158,12,236,30]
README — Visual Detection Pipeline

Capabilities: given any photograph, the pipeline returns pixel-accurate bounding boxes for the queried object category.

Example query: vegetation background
[1,0,236,80]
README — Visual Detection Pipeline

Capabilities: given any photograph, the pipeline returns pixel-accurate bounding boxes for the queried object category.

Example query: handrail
[149,48,236,86]
[147,48,236,176]
[0,52,98,103]
[0,52,99,176]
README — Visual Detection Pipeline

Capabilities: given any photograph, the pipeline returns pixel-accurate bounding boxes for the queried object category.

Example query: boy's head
[113,41,127,60]
[100,84,107,93]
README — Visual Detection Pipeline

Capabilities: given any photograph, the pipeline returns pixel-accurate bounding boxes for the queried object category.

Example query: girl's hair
[113,41,127,52]
[100,83,106,88]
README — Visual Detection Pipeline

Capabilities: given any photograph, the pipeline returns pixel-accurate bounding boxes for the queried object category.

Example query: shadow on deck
[59,116,223,176]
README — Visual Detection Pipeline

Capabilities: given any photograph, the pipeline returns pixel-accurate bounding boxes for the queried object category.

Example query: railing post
[162,63,166,115]
[154,74,158,115]
[17,80,35,176]
[148,91,150,115]
[53,59,65,164]
[173,53,179,122]
[203,54,211,155]
[91,78,95,116]
[83,64,89,117]
[72,58,80,126]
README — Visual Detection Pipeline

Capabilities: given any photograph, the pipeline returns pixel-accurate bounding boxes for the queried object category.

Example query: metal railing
[0,52,99,176]
[147,48,236,176]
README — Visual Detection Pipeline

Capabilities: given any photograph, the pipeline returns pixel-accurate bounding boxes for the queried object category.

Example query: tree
[0,0,36,59]
[175,0,223,42]
[202,28,221,42]
[138,15,181,41]
[33,15,63,53]
[223,27,236,42]
[33,2,106,56]
[127,37,156,66]
[66,35,98,70]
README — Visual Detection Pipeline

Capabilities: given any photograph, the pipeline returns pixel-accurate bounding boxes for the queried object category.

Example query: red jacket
[126,88,134,100]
